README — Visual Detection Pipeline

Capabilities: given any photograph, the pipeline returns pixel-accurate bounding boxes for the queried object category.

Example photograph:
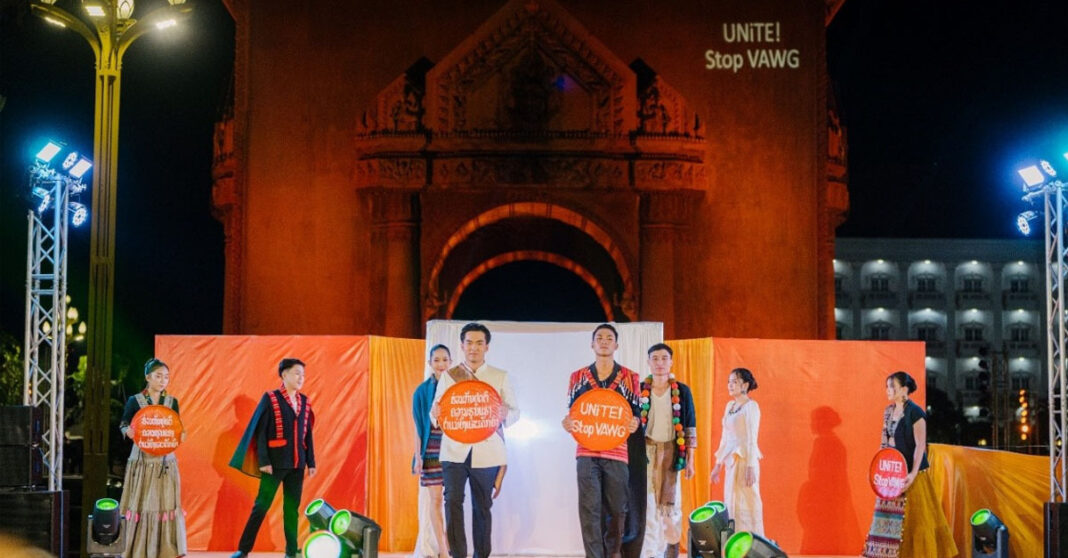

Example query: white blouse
[714,399,763,464]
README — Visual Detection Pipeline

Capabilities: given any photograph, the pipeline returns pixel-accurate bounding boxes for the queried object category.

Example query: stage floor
[185,547,850,551]
[186,553,851,558]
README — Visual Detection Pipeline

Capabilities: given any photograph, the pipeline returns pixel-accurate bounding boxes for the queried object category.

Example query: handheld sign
[568,388,632,451]
[131,405,184,456]
[869,447,909,499]
[439,381,503,444]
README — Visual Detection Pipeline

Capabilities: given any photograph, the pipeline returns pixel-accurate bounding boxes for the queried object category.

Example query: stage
[186,554,852,558]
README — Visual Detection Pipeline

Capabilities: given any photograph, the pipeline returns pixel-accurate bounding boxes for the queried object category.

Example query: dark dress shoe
[229,552,247,558]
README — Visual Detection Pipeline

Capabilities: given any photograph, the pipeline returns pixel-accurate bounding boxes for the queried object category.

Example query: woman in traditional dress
[412,344,452,558]
[862,371,957,557]
[710,367,764,535]
[118,358,187,558]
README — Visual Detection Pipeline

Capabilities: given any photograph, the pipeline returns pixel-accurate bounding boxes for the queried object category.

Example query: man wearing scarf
[229,358,317,558]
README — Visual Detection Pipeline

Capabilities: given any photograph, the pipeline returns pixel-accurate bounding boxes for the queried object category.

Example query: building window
[916,324,939,341]
[915,276,937,293]
[1010,277,1030,293]
[835,275,844,294]
[1010,325,1031,342]
[926,372,938,390]
[1012,376,1031,391]
[962,324,984,342]
[962,275,984,293]
[869,322,892,340]
[870,275,890,292]
[835,323,845,340]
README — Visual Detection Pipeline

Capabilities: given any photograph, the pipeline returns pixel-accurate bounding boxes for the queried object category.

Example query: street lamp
[28,0,194,541]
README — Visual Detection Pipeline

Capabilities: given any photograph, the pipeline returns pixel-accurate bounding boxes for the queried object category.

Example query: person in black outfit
[229,358,317,558]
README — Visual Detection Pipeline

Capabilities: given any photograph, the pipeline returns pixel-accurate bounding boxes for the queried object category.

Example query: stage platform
[185,547,850,551]
[186,553,851,558]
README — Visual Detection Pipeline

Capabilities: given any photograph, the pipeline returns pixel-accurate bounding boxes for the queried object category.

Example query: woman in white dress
[710,367,764,535]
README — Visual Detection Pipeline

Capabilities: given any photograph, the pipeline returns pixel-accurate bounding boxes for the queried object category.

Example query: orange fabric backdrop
[157,334,1046,556]
[929,443,1047,558]
[157,336,369,552]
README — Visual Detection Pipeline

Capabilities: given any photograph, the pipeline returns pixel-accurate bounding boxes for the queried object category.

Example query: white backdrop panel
[421,321,663,556]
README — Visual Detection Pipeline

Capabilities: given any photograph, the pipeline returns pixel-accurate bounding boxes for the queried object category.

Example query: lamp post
[28,0,193,543]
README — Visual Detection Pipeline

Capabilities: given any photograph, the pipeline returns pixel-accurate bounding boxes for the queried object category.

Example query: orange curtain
[366,336,426,551]
[667,337,715,548]
[928,443,1047,558]
[157,335,369,552]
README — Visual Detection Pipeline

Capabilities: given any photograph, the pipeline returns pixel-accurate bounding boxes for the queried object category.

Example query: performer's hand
[413,454,423,475]
[745,466,756,487]
[685,458,695,480]
[628,416,639,433]
[710,463,722,484]
[126,426,136,440]
[904,470,917,491]
[561,415,576,432]
[430,402,440,421]
[492,465,506,499]
[259,465,273,475]
[309,467,317,477]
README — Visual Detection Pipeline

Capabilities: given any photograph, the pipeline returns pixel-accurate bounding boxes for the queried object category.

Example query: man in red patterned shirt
[562,324,642,558]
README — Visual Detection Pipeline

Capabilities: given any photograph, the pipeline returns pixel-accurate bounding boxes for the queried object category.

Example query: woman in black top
[861,371,957,557]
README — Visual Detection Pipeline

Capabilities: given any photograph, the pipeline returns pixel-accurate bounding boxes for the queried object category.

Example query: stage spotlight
[36,141,62,163]
[305,498,337,531]
[330,509,382,558]
[62,151,79,171]
[1018,165,1045,188]
[1041,160,1058,177]
[970,508,1009,557]
[1016,211,1038,235]
[33,186,52,213]
[87,498,126,557]
[69,156,93,179]
[723,531,788,558]
[70,202,89,226]
[303,530,344,558]
[689,501,732,558]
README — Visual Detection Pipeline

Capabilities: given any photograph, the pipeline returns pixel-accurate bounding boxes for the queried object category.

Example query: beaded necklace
[140,388,167,406]
[640,374,686,469]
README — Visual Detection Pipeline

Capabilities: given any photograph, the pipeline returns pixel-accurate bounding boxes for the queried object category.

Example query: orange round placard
[131,405,184,456]
[439,381,503,444]
[869,447,908,499]
[568,388,632,451]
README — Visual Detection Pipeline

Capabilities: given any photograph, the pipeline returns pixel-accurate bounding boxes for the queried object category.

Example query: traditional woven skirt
[118,446,188,558]
[862,470,958,558]
[420,427,444,487]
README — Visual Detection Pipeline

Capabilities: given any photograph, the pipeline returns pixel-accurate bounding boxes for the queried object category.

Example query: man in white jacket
[431,323,519,558]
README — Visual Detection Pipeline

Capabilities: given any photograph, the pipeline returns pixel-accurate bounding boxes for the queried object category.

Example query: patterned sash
[862,495,906,557]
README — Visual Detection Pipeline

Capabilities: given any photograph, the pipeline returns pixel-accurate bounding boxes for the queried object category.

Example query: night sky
[2,0,1068,356]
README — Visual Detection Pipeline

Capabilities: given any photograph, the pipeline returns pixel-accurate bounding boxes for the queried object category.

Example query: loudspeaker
[0,406,43,446]
[0,490,67,557]
[0,446,44,487]
[1046,501,1068,557]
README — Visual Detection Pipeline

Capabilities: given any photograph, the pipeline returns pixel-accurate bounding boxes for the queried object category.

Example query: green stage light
[689,501,731,558]
[305,498,337,531]
[330,509,382,558]
[304,530,343,558]
[970,508,1009,557]
[724,531,788,558]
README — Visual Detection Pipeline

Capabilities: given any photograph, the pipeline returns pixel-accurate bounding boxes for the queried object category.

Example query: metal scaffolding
[22,158,81,492]
[1044,185,1068,502]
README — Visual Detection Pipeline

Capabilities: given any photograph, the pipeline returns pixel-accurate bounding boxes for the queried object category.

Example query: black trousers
[577,457,630,558]
[237,467,305,555]
[621,432,648,558]
[442,453,500,558]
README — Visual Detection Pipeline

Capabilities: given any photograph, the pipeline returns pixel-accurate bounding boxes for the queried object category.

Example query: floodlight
[1017,211,1038,236]
[689,501,732,558]
[156,18,177,29]
[33,186,52,213]
[1018,165,1045,187]
[36,141,62,163]
[90,498,120,544]
[70,203,88,226]
[70,157,93,179]
[330,509,381,558]
[970,508,1008,557]
[85,4,106,17]
[62,151,79,170]
[305,498,337,531]
[723,531,788,558]
[1041,160,1058,177]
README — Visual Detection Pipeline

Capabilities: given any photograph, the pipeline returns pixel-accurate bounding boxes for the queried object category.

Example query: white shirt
[714,399,763,465]
[431,362,520,467]
[646,388,675,442]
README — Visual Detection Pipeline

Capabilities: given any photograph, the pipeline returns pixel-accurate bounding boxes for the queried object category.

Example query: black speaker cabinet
[0,446,44,488]
[0,406,43,446]
[1046,501,1068,558]
[0,490,67,557]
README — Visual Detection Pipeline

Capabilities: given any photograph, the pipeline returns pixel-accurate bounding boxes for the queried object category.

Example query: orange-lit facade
[212,0,849,339]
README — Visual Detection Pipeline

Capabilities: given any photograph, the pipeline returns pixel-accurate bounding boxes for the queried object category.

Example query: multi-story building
[834,238,1044,422]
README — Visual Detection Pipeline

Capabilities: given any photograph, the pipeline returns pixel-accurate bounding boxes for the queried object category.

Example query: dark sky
[2,0,1068,352]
